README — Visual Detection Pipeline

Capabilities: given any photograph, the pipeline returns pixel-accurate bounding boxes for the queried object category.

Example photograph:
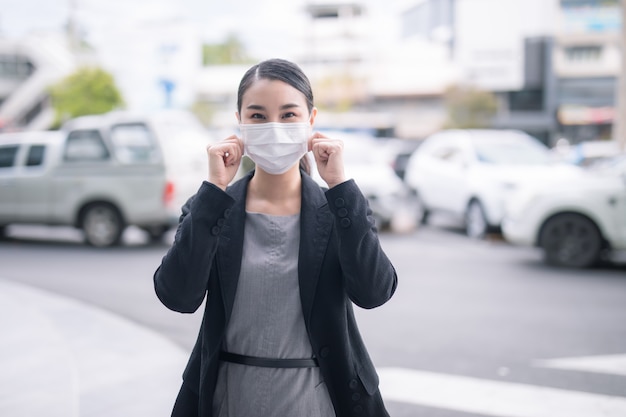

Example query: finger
[314,141,341,159]
[210,136,242,162]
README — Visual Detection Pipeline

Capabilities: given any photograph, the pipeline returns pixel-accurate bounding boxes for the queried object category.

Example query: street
[1,221,625,417]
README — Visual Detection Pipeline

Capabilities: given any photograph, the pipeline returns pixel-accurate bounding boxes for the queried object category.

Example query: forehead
[241,78,307,107]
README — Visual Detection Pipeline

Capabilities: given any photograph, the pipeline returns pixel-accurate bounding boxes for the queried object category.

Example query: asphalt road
[1,222,625,417]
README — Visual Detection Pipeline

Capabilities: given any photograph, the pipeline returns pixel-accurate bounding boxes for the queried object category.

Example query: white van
[0,110,213,246]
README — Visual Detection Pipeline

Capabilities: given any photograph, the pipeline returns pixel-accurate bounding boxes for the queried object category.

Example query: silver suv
[0,110,212,246]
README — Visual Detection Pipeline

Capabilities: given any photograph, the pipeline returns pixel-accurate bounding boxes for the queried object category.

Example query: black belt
[219,351,319,368]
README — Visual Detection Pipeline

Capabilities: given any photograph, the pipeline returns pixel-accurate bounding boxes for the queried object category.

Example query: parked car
[403,129,574,238]
[309,132,415,231]
[502,155,626,268]
[0,110,213,246]
[551,139,622,166]
[376,137,422,180]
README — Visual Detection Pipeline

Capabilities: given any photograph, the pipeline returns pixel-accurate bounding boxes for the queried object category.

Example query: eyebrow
[245,103,302,111]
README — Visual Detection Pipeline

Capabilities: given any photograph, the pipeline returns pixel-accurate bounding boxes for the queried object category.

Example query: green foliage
[48,67,124,127]
[190,99,216,128]
[444,85,497,129]
[202,34,254,65]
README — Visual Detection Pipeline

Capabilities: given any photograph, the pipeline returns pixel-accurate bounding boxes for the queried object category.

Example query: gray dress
[212,211,336,417]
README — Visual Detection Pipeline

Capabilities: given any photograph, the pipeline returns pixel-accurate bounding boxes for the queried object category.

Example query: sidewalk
[0,279,188,417]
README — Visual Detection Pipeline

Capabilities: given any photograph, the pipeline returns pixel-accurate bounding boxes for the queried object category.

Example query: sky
[0,0,404,111]
[0,0,394,59]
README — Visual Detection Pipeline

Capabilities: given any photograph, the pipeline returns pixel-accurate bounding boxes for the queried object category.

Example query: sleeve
[153,181,235,313]
[325,179,398,309]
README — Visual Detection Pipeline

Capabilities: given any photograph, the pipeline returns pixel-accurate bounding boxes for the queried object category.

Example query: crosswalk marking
[378,367,626,417]
[534,354,626,377]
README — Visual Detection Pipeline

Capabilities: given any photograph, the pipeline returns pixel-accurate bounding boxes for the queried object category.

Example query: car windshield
[472,133,551,165]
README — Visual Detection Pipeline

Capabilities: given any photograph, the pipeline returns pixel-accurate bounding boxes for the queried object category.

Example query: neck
[247,165,302,215]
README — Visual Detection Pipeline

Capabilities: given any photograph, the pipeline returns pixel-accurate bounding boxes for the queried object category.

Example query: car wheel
[465,200,488,239]
[81,203,124,247]
[539,213,602,268]
[415,192,430,225]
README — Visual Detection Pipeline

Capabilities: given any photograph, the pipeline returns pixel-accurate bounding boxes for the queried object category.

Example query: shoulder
[225,170,254,199]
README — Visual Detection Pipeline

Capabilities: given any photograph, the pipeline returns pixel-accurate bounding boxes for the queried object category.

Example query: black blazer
[154,171,398,417]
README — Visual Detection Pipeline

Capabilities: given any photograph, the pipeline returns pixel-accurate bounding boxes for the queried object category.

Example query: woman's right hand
[207,135,244,190]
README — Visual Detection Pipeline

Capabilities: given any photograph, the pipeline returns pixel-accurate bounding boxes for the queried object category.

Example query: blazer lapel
[215,171,332,326]
[216,172,252,323]
[298,173,333,325]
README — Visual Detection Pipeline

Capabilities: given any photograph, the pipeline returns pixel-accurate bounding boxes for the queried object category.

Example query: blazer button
[224,208,232,218]
[349,378,358,390]
[340,218,352,228]
[337,208,348,217]
[211,226,221,236]
[319,346,330,358]
[352,405,363,414]
[217,218,225,227]
[352,392,361,401]
[334,198,345,207]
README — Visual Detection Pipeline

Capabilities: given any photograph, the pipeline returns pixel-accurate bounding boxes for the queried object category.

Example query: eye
[250,113,265,120]
[282,112,297,119]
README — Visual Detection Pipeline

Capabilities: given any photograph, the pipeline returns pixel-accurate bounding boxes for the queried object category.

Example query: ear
[309,107,318,126]
[235,111,241,123]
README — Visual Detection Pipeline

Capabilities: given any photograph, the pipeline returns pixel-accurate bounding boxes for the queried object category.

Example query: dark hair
[237,58,314,114]
[237,58,315,175]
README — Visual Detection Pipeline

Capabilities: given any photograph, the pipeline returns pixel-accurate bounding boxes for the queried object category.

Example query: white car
[403,129,570,238]
[502,155,626,268]
[310,132,414,231]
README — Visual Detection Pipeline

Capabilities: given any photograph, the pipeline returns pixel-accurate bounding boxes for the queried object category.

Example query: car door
[618,162,626,248]
[413,135,453,209]
[107,122,166,222]
[0,144,20,223]
[52,128,113,222]
[16,144,52,222]
[425,137,470,214]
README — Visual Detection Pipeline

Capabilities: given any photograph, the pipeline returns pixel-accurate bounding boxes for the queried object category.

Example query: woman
[154,58,397,417]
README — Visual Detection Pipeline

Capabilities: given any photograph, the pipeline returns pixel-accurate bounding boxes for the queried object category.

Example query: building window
[564,46,602,62]
[0,54,35,79]
[508,89,544,111]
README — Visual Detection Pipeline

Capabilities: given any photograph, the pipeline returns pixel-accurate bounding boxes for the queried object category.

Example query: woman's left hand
[309,132,346,188]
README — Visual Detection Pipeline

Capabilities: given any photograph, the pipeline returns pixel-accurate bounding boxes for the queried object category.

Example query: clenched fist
[309,132,346,188]
[207,135,244,190]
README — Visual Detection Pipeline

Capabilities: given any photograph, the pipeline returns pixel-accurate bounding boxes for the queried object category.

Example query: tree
[202,34,254,65]
[48,67,124,127]
[444,85,497,129]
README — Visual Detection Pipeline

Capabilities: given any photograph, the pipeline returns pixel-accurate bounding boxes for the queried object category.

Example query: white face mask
[239,122,311,175]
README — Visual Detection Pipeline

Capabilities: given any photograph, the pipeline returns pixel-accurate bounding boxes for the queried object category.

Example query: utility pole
[615,0,626,150]
[67,0,79,53]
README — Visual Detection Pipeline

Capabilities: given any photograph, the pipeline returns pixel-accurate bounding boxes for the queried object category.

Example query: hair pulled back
[237,59,315,175]
[237,58,314,114]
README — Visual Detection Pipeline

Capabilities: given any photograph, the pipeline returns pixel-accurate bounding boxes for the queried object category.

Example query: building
[553,0,621,143]
[0,33,76,131]
[408,0,621,145]
[452,0,561,144]
[0,17,202,132]
[294,0,459,138]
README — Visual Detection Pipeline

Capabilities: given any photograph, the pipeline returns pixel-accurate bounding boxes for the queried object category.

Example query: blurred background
[0,0,623,146]
[0,1,625,417]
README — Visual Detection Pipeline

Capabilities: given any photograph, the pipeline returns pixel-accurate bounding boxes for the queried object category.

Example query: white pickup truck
[0,110,212,246]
